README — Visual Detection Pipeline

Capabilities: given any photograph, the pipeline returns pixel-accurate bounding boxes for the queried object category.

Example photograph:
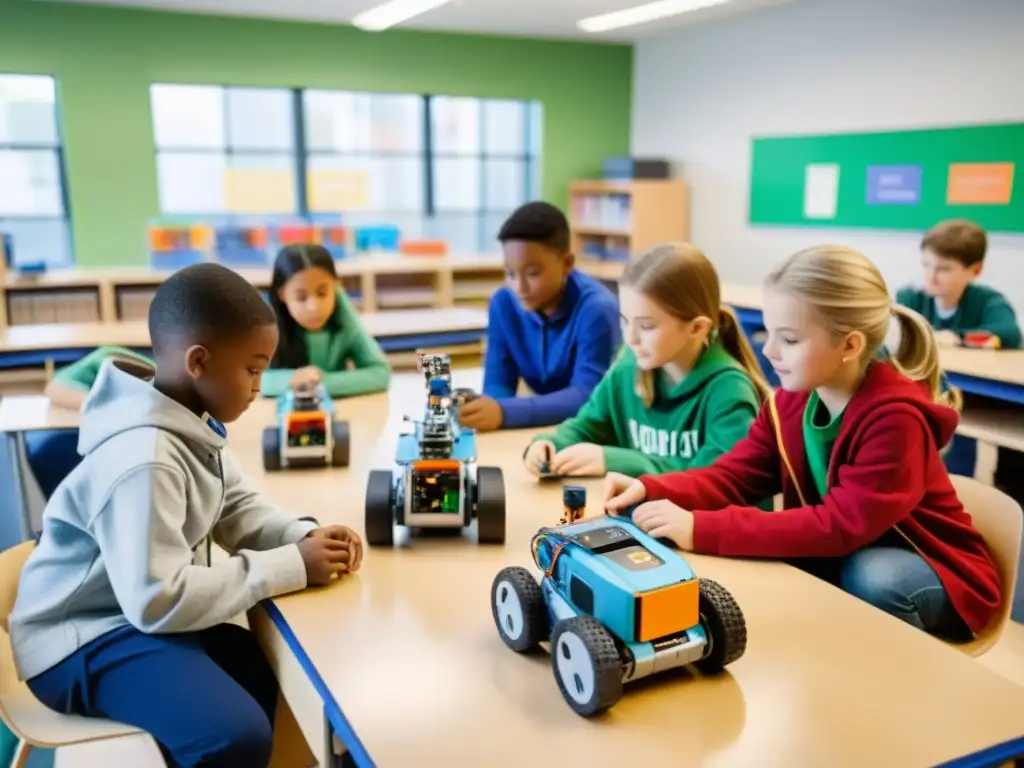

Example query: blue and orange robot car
[262,379,350,471]
[491,486,747,717]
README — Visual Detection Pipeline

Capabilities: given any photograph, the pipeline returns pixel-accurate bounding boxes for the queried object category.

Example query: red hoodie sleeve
[638,402,782,509]
[690,408,931,558]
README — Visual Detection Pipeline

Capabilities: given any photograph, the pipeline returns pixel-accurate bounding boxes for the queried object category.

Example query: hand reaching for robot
[458,395,504,431]
[631,501,695,550]
[524,440,556,477]
[603,472,647,513]
[291,366,323,388]
[550,443,606,478]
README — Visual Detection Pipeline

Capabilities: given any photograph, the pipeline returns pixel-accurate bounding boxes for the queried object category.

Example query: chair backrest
[0,542,34,630]
[950,475,1023,657]
[25,429,82,501]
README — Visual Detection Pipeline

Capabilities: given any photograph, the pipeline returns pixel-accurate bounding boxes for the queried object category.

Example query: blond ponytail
[767,244,961,410]
[718,306,771,403]
[890,305,962,411]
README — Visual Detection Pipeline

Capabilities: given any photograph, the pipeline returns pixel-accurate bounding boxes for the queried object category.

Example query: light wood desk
[6,374,1024,766]
[236,374,1024,767]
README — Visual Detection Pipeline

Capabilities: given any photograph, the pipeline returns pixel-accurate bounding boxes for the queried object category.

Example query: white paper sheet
[804,163,840,219]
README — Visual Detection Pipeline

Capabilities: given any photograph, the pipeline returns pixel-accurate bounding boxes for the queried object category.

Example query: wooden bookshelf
[0,253,629,331]
[568,179,689,263]
[0,255,507,329]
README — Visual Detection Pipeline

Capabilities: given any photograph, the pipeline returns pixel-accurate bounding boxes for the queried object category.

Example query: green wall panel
[750,122,1024,233]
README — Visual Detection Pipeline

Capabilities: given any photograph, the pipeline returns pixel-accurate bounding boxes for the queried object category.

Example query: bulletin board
[748,122,1024,232]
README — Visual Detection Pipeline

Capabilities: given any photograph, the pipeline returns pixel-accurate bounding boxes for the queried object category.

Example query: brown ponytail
[718,306,771,403]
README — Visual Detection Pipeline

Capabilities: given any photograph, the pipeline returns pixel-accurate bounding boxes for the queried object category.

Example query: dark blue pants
[27,623,277,768]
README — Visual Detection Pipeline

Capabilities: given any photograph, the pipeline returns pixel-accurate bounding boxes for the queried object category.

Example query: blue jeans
[27,624,277,768]
[796,546,970,638]
[841,547,970,637]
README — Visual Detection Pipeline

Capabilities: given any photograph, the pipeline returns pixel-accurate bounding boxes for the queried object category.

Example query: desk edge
[260,599,376,768]
[935,735,1024,768]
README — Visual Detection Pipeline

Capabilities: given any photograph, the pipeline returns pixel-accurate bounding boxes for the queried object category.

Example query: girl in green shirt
[525,243,769,479]
[262,244,390,398]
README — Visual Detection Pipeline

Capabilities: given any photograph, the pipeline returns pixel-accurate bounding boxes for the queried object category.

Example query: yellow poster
[308,170,370,212]
[223,169,296,214]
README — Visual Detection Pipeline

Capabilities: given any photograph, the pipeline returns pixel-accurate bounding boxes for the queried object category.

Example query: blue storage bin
[150,250,206,270]
[215,228,270,267]
[354,225,400,253]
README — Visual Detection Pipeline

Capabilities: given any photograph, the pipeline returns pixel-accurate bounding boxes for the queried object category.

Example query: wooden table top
[243,373,1024,766]
[0,308,487,353]
[5,369,1024,764]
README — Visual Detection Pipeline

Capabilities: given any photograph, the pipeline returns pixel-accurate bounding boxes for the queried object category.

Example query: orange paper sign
[946,163,1014,205]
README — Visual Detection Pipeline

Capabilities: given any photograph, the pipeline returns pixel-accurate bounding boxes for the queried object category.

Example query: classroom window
[0,74,73,268]
[150,84,542,253]
[428,97,542,253]
[150,84,299,219]
[303,90,426,235]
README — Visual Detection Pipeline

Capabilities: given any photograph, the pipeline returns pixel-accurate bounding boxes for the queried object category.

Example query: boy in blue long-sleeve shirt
[459,201,621,431]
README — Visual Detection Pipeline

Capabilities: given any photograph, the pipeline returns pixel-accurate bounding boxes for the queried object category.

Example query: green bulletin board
[749,122,1024,232]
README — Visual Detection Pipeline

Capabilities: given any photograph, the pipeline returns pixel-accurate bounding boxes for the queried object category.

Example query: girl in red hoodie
[605,245,1001,639]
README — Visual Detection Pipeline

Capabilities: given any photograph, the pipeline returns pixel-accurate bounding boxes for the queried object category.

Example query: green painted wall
[0,1,633,268]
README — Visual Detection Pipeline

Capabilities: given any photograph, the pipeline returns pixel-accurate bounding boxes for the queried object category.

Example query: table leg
[5,431,33,542]
[323,714,357,768]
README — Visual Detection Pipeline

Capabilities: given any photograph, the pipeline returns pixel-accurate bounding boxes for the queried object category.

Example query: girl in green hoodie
[262,244,390,398]
[525,243,769,478]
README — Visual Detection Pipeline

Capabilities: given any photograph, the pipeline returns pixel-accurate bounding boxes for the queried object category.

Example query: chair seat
[1,622,139,749]
[2,683,140,749]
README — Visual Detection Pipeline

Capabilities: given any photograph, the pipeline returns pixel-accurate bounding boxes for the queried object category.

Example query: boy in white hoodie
[9,262,362,768]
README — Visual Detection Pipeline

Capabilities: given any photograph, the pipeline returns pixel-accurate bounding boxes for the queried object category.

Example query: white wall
[631,0,1024,311]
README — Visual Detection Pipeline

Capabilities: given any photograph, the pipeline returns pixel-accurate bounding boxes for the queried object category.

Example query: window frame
[150,83,305,221]
[0,72,74,268]
[149,82,542,251]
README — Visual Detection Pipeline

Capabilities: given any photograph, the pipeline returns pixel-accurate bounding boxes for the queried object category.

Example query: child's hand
[291,366,323,387]
[307,525,363,573]
[459,396,504,431]
[604,472,646,513]
[632,501,695,550]
[297,534,355,585]
[551,443,606,477]
[524,440,556,476]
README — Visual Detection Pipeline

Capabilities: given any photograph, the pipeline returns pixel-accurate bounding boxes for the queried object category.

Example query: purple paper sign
[866,165,922,205]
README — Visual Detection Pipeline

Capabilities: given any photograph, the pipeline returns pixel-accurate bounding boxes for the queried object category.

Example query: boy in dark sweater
[896,219,1021,349]
[459,201,621,431]
[899,220,1024,541]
